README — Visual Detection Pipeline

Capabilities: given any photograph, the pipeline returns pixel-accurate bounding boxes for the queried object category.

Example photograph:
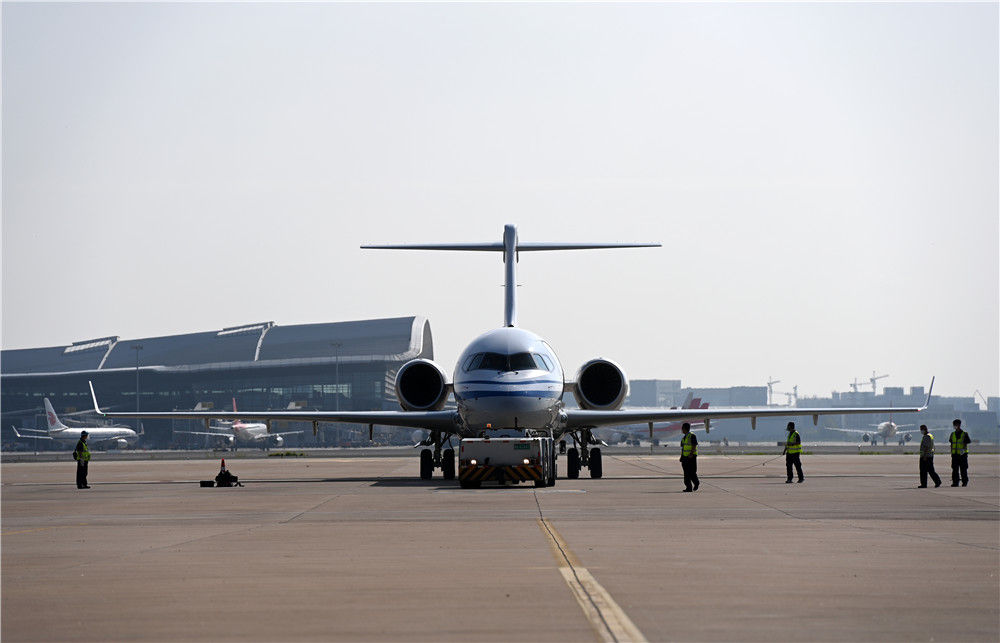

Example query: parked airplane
[88,225,933,481]
[597,393,709,445]
[826,419,918,445]
[11,398,139,449]
[174,399,304,449]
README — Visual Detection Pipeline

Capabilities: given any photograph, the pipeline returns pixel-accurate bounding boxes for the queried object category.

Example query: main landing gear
[418,431,455,480]
[563,429,603,479]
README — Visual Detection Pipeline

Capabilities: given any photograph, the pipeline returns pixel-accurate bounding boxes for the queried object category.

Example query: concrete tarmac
[3,454,998,642]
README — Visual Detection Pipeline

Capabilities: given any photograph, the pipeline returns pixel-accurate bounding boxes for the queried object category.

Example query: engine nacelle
[395,359,450,411]
[115,439,129,449]
[573,358,629,411]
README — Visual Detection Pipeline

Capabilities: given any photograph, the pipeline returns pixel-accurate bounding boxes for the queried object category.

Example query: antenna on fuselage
[362,224,660,328]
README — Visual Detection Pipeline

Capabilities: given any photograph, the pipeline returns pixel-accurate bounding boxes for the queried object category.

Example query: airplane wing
[89,383,460,433]
[565,405,928,430]
[11,426,53,440]
[823,427,872,435]
[174,430,234,438]
[563,378,934,430]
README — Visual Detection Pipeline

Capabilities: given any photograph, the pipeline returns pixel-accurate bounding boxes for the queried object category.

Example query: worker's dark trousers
[681,456,699,490]
[919,456,941,487]
[76,460,88,488]
[951,454,969,486]
[786,454,803,481]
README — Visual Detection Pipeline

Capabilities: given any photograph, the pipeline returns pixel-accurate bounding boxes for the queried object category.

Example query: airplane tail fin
[363,224,659,328]
[43,398,66,432]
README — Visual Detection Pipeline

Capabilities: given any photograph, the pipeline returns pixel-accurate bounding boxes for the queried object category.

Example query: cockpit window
[533,353,552,371]
[479,353,508,371]
[464,352,542,372]
[507,352,537,371]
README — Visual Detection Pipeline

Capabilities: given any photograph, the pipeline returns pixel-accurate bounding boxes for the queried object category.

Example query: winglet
[88,381,106,417]
[921,376,935,410]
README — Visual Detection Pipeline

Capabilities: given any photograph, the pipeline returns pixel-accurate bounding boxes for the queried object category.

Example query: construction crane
[774,385,799,406]
[870,371,889,394]
[767,377,781,406]
[848,378,865,393]
[974,390,989,410]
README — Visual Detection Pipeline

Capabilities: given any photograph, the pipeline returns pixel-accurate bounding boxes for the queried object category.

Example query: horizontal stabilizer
[364,224,660,328]
[361,242,660,252]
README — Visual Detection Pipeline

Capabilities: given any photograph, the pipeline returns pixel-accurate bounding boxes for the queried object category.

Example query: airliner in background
[826,419,919,446]
[12,398,139,449]
[89,224,933,482]
[173,399,304,450]
[596,393,709,445]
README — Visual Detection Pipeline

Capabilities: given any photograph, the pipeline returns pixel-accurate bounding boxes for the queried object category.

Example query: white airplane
[88,224,933,482]
[826,419,919,445]
[11,398,139,449]
[174,398,304,449]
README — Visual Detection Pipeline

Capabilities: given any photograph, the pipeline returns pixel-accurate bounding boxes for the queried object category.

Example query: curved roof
[1,317,431,376]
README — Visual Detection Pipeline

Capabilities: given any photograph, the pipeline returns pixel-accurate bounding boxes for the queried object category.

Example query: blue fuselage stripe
[456,390,562,399]
[459,379,563,386]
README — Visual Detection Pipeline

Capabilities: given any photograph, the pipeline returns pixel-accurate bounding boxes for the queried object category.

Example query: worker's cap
[80,430,89,436]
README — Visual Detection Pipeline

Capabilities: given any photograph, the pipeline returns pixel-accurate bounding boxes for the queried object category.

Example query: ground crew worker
[782,422,804,483]
[948,419,971,487]
[73,431,91,489]
[917,425,941,488]
[679,423,699,492]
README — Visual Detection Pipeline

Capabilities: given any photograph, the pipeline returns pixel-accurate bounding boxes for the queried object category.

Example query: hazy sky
[3,2,998,399]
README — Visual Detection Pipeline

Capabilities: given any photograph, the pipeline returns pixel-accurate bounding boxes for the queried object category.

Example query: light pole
[331,341,342,446]
[132,344,143,433]
[331,342,342,411]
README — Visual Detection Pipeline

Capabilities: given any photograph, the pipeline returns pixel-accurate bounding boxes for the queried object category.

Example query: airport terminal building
[1,317,433,448]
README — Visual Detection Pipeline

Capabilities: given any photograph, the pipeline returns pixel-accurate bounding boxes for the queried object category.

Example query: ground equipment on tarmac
[458,436,555,488]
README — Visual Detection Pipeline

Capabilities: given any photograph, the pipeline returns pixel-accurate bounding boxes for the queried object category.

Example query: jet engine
[903,433,912,443]
[115,439,129,449]
[573,358,629,410]
[862,434,871,443]
[394,359,450,411]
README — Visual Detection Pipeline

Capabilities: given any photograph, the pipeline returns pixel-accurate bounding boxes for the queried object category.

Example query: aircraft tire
[419,449,433,480]
[589,448,603,479]
[442,449,455,480]
[567,448,580,479]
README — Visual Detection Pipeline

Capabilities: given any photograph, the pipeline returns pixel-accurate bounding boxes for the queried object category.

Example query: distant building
[682,386,767,407]
[1,317,432,448]
[627,379,682,407]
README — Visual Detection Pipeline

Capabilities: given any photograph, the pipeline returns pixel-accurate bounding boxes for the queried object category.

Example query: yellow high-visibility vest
[74,440,90,462]
[786,431,802,455]
[950,431,968,455]
[681,433,698,457]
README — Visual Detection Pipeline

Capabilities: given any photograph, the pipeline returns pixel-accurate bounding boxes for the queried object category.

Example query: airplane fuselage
[452,327,565,434]
[51,427,136,445]
[876,421,900,439]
